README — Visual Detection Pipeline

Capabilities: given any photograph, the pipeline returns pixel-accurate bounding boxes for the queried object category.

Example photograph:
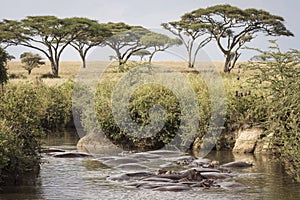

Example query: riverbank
[1,60,299,185]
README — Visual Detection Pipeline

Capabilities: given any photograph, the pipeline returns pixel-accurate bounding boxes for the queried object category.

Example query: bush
[244,41,300,181]
[0,84,44,184]
[94,81,181,151]
[0,81,75,185]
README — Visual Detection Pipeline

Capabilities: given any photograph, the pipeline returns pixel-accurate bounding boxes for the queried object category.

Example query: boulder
[233,128,263,153]
[77,131,123,155]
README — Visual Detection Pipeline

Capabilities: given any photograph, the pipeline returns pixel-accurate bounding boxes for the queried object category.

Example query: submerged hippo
[153,185,192,192]
[41,148,65,154]
[217,181,248,190]
[115,163,149,171]
[52,152,91,158]
[221,161,253,168]
[103,157,141,166]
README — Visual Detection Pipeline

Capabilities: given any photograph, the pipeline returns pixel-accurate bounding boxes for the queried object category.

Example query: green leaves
[244,40,300,181]
[20,52,45,74]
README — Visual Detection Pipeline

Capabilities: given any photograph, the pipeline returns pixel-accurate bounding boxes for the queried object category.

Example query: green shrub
[244,40,300,181]
[0,84,44,184]
[39,81,74,130]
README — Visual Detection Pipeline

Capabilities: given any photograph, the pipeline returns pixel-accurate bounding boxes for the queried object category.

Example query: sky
[0,0,299,61]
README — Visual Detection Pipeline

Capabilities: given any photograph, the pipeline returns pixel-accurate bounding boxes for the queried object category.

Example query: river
[0,130,299,200]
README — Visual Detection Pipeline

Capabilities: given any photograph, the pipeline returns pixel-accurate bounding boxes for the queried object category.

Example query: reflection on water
[0,131,299,200]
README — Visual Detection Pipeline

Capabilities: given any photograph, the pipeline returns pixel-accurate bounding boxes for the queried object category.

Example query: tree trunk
[223,52,241,73]
[81,55,86,68]
[149,53,154,63]
[50,60,59,77]
[28,70,31,75]
[188,51,194,68]
[224,53,232,73]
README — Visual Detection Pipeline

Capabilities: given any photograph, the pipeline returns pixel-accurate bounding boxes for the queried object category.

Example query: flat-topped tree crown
[104,22,151,68]
[184,4,293,72]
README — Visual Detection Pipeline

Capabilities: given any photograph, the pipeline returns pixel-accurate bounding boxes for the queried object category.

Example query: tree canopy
[140,32,182,63]
[104,22,151,68]
[20,52,45,75]
[70,18,112,68]
[182,4,294,72]
[162,17,212,68]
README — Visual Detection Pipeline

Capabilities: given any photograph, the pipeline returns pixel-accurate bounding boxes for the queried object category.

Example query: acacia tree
[20,52,45,75]
[70,18,112,68]
[0,16,92,77]
[162,18,212,68]
[184,4,294,72]
[104,22,150,68]
[141,32,182,63]
[132,49,150,61]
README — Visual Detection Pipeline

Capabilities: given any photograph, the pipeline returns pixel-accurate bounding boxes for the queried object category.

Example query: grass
[7,61,81,85]
[7,60,234,83]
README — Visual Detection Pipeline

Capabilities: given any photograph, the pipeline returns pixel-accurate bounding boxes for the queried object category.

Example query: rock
[233,128,263,153]
[221,161,253,168]
[103,158,141,167]
[77,131,123,155]
[153,185,192,192]
[254,132,274,154]
[115,163,149,171]
[52,152,91,158]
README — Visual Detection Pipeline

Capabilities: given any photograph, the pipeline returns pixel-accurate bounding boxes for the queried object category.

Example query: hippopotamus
[217,181,248,190]
[52,152,91,158]
[103,157,141,166]
[130,152,161,160]
[200,172,234,179]
[153,185,192,192]
[41,148,65,154]
[221,161,253,168]
[115,163,149,171]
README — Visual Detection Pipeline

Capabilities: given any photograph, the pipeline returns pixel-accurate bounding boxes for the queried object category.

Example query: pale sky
[0,0,299,61]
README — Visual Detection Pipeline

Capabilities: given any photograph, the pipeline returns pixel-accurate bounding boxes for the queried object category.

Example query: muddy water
[0,131,299,200]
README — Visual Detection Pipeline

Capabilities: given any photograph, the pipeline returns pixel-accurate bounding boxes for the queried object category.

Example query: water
[1,131,299,200]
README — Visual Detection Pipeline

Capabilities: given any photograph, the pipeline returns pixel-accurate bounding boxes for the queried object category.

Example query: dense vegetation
[0,81,74,185]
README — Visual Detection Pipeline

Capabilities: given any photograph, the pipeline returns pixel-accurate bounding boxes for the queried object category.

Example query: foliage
[162,16,211,68]
[0,47,14,92]
[183,4,294,72]
[70,18,112,68]
[0,47,9,90]
[140,32,182,63]
[104,22,150,69]
[0,81,75,184]
[0,16,98,77]
[88,70,218,151]
[244,40,300,181]
[0,84,44,184]
[132,49,151,61]
[20,52,45,75]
